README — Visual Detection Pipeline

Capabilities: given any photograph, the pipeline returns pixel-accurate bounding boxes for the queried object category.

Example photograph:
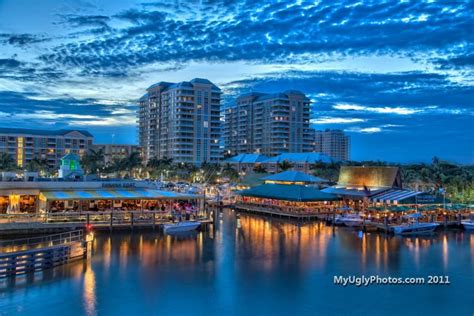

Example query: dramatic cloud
[0,33,50,46]
[333,104,422,115]
[0,0,472,162]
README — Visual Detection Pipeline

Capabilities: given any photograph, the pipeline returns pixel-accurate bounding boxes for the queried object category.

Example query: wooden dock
[232,203,328,221]
[0,211,213,235]
[0,230,89,278]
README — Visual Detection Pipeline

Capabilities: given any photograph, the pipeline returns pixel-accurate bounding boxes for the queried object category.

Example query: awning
[40,189,202,201]
[321,186,387,198]
[370,189,422,204]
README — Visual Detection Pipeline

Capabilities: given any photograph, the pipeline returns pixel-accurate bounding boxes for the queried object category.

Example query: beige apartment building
[0,128,93,169]
[224,91,313,156]
[139,78,221,164]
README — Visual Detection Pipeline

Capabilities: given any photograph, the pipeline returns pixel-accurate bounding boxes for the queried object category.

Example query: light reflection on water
[0,209,473,316]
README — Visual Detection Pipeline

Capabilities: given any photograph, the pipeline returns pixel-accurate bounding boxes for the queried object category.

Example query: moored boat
[392,222,439,235]
[163,221,201,234]
[461,220,474,231]
[335,213,364,227]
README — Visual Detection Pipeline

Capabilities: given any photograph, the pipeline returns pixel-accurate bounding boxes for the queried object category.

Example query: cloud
[333,103,422,115]
[347,127,382,133]
[35,1,473,77]
[0,33,50,46]
[311,117,366,124]
[58,14,111,29]
[433,53,474,70]
[0,91,137,128]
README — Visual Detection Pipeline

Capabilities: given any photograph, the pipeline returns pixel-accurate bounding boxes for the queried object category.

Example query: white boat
[163,221,201,234]
[335,213,364,227]
[461,220,474,231]
[392,222,439,235]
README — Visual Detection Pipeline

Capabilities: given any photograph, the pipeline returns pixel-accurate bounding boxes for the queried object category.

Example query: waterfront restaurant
[235,171,340,217]
[0,180,203,216]
[321,166,413,210]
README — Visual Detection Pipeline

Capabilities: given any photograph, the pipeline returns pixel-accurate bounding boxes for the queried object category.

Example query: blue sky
[0,0,472,163]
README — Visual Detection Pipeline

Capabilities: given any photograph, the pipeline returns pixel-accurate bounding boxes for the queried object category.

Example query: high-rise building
[0,128,93,169]
[224,91,313,156]
[314,129,350,161]
[138,78,222,164]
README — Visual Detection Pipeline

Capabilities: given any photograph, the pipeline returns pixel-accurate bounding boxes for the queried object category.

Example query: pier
[0,211,213,235]
[0,230,90,278]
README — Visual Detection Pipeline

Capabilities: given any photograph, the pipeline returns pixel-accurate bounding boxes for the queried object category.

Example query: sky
[0,0,473,163]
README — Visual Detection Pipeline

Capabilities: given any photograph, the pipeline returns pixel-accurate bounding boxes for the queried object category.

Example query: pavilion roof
[238,184,340,202]
[261,170,329,183]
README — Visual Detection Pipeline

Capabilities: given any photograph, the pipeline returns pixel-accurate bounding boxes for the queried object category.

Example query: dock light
[86,232,95,242]
[86,223,93,231]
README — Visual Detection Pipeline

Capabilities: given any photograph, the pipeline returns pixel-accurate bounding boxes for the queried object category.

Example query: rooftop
[337,166,402,189]
[264,152,337,164]
[146,78,221,92]
[0,128,93,138]
[237,90,309,102]
[261,170,329,184]
[238,183,340,202]
[224,154,270,164]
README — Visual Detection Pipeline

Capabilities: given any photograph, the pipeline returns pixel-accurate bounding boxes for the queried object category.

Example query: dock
[0,211,213,235]
[232,203,329,220]
[0,230,90,278]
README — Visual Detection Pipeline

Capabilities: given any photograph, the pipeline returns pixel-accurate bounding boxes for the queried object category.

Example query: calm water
[1,210,473,316]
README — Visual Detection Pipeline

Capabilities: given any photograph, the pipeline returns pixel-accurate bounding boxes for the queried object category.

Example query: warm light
[17,137,24,167]
[86,232,95,242]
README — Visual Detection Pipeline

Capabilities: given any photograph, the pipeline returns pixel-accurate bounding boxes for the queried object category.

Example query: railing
[234,203,332,217]
[0,210,209,229]
[0,245,73,278]
[0,230,83,253]
[0,230,87,278]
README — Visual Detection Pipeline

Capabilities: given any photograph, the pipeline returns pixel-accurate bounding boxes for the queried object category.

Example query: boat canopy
[39,189,202,201]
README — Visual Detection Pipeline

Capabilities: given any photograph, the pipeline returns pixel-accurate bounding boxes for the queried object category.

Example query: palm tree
[108,158,127,177]
[25,158,50,175]
[81,148,105,175]
[146,156,174,179]
[123,151,142,178]
[221,163,239,181]
[277,160,293,171]
[253,164,267,173]
[0,153,16,171]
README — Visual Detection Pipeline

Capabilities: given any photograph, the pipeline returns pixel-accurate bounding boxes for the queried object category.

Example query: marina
[1,210,473,315]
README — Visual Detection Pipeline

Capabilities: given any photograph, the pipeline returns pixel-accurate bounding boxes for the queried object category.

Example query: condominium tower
[224,91,313,156]
[138,78,221,163]
[314,129,350,161]
[0,128,93,169]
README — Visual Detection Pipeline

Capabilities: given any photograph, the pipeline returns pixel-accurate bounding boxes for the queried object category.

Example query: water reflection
[0,210,473,315]
[83,260,97,316]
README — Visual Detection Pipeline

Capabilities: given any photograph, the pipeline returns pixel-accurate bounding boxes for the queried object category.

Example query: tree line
[0,151,472,202]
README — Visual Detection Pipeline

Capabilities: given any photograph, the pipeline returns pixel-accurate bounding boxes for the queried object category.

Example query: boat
[392,222,439,235]
[335,213,364,227]
[461,220,474,231]
[163,221,201,234]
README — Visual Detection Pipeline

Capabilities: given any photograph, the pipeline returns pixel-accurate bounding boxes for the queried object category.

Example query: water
[1,210,473,316]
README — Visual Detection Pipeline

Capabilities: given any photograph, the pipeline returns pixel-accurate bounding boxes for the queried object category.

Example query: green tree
[0,153,16,171]
[123,152,142,178]
[25,158,51,175]
[221,163,239,181]
[81,148,105,175]
[277,160,293,171]
[253,164,267,173]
